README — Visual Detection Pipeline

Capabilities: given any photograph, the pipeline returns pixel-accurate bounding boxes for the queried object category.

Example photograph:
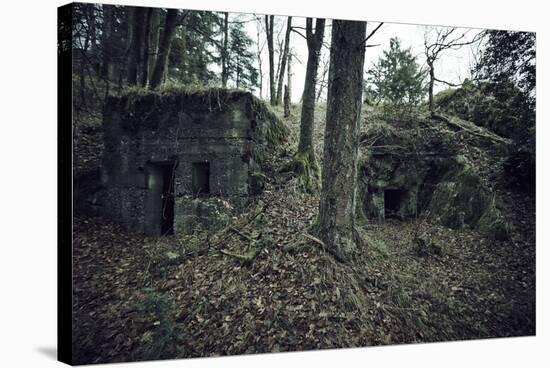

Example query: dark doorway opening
[145,161,177,236]
[192,162,210,196]
[384,189,407,219]
[160,162,176,235]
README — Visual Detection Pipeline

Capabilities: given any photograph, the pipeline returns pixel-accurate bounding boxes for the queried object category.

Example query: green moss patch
[427,156,509,239]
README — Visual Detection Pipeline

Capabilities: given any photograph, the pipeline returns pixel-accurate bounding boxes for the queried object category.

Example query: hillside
[71,104,535,364]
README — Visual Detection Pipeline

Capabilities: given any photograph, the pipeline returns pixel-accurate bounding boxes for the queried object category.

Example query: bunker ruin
[98,88,287,236]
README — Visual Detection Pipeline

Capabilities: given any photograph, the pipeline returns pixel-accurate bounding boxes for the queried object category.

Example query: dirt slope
[72,105,535,364]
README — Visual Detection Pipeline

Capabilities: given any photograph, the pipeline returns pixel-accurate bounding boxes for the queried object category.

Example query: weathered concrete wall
[99,89,287,236]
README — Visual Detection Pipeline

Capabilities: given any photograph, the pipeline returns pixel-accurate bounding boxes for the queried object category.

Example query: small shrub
[137,288,182,360]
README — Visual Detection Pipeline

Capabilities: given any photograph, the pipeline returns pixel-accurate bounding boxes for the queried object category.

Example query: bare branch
[433,77,461,87]
[291,28,307,41]
[356,22,384,48]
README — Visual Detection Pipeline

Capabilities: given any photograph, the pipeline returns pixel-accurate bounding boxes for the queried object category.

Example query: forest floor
[71,104,535,364]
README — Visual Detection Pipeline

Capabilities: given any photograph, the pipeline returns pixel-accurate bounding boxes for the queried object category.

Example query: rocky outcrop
[358,112,510,240]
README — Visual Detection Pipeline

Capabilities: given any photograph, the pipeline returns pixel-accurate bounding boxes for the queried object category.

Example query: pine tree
[227,23,258,90]
[366,37,427,112]
[474,30,535,102]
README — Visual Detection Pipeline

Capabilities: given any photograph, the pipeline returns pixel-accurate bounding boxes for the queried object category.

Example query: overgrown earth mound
[72,104,535,364]
[358,110,512,240]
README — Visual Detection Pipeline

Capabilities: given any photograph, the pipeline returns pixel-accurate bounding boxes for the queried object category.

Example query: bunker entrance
[145,161,177,236]
[192,162,210,196]
[384,189,407,219]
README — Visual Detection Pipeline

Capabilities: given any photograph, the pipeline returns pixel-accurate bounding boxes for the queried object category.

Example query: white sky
[236,15,484,103]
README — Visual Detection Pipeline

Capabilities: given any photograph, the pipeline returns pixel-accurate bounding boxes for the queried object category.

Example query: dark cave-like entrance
[384,189,407,219]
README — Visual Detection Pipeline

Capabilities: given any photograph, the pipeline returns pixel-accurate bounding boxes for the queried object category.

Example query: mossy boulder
[477,200,510,241]
[427,156,509,239]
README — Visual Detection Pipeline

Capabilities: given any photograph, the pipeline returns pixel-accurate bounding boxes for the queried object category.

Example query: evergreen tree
[168,11,219,85]
[227,23,258,90]
[366,37,427,111]
[474,30,535,101]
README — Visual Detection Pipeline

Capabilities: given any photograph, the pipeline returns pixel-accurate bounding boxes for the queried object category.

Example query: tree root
[289,149,320,193]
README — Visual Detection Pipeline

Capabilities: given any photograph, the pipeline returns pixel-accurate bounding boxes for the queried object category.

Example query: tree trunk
[126,7,146,85]
[284,84,291,117]
[87,4,97,61]
[316,55,329,102]
[428,61,435,113]
[139,8,154,86]
[293,18,325,192]
[265,15,276,105]
[147,8,161,83]
[100,4,114,79]
[256,28,264,99]
[150,9,179,90]
[221,12,229,88]
[287,51,293,103]
[276,17,292,105]
[318,20,367,263]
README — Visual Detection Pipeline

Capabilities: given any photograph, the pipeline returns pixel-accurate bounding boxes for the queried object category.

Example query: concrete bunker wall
[99,90,286,236]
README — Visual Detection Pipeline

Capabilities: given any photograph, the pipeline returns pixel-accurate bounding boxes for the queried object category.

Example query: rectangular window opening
[192,162,210,196]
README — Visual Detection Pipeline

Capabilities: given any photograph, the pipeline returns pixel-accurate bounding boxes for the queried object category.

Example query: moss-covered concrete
[100,88,288,236]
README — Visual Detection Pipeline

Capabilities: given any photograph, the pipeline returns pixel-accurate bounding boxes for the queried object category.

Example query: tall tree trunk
[139,8,154,86]
[255,17,264,99]
[221,12,229,88]
[318,20,367,263]
[150,9,179,90]
[292,18,325,192]
[148,9,161,82]
[87,4,97,61]
[276,17,292,105]
[428,61,435,113]
[284,51,293,117]
[100,4,114,79]
[178,25,187,82]
[316,54,329,102]
[287,51,293,103]
[265,15,276,105]
[284,85,291,117]
[236,55,241,88]
[126,7,146,85]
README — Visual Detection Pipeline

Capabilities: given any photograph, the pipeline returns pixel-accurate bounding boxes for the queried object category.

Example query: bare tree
[318,20,367,263]
[254,15,266,99]
[275,17,292,105]
[292,18,325,192]
[150,9,179,90]
[126,7,147,85]
[221,12,229,88]
[265,15,276,105]
[316,50,330,102]
[284,50,293,117]
[100,4,115,79]
[424,27,482,113]
[139,8,154,86]
[147,8,161,82]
